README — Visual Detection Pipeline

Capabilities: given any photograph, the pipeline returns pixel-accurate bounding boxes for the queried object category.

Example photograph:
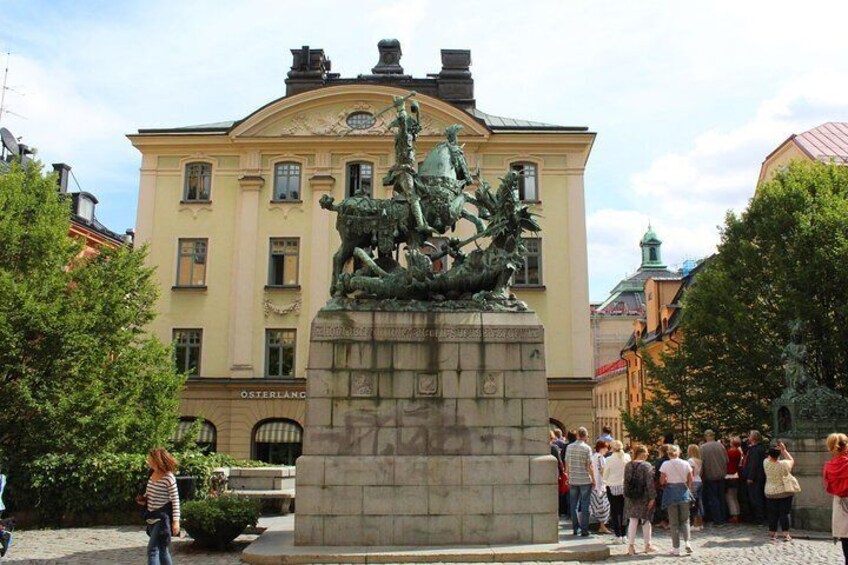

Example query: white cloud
[588,68,848,300]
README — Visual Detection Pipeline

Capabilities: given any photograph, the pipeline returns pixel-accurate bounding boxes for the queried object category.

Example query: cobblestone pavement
[1,522,844,564]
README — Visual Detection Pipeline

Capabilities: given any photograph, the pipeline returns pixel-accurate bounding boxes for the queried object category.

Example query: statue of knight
[383,95,435,235]
[783,319,813,394]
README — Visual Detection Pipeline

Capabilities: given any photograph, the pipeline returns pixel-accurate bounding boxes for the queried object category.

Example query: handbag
[558,470,570,495]
[782,472,801,494]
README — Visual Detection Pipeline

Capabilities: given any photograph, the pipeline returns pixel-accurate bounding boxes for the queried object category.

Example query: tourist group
[551,427,848,561]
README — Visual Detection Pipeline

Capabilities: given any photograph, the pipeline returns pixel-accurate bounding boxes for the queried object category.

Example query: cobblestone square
[2,521,843,564]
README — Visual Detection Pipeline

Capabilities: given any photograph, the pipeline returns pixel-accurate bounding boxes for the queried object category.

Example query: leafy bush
[182,495,260,550]
[19,450,263,525]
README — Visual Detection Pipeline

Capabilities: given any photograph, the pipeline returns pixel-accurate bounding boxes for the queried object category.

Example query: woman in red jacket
[823,433,848,564]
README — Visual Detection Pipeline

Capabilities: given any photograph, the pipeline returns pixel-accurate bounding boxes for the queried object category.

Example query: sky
[2,0,848,301]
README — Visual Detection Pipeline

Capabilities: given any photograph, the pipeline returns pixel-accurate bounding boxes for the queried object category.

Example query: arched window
[252,418,303,465]
[649,247,658,262]
[346,161,373,197]
[273,162,301,201]
[510,162,538,202]
[184,162,212,202]
[173,417,217,453]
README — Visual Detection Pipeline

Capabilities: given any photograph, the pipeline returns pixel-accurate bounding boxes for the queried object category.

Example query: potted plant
[182,495,260,550]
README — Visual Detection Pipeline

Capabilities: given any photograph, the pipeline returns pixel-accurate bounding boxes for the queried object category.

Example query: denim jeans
[147,520,173,565]
[703,479,726,524]
[569,483,592,534]
[692,482,704,518]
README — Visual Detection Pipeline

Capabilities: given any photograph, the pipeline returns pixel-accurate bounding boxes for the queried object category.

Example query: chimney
[124,228,135,247]
[285,46,334,97]
[437,49,475,109]
[371,39,405,75]
[53,163,71,193]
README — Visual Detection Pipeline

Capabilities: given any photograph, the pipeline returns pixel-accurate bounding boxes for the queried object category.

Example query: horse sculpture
[320,94,538,303]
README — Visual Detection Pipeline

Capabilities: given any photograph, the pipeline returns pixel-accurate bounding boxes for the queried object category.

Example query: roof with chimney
[137,40,588,135]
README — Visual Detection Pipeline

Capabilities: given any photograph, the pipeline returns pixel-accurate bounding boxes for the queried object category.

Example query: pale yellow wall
[593,372,627,442]
[758,141,810,185]
[131,85,595,386]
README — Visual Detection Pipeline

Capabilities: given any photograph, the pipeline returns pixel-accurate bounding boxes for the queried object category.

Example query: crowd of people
[551,426,848,562]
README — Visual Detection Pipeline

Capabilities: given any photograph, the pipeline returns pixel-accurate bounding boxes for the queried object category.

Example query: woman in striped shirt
[136,448,181,565]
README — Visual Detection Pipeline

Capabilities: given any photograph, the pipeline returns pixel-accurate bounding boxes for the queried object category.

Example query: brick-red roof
[595,358,626,378]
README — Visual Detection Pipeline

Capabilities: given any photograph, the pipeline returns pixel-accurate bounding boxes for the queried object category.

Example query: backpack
[624,462,646,499]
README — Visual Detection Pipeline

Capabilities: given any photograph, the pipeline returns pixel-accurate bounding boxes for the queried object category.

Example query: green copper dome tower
[640,223,666,269]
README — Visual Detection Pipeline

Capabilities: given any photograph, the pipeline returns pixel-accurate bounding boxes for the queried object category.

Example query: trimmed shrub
[182,495,260,550]
[19,450,262,525]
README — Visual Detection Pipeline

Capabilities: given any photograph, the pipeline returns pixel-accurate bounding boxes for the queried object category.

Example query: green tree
[634,160,848,438]
[0,162,184,477]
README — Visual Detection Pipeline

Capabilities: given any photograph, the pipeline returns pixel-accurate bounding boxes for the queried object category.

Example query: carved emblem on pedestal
[479,371,503,396]
[416,373,439,396]
[351,372,376,397]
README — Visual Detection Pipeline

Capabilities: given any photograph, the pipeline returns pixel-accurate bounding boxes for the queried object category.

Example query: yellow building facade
[130,43,596,461]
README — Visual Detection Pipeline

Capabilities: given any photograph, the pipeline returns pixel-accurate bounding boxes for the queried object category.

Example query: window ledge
[265,285,302,291]
[513,284,546,291]
[264,375,297,380]
[180,200,212,205]
[172,285,208,291]
[522,200,542,205]
[270,200,304,204]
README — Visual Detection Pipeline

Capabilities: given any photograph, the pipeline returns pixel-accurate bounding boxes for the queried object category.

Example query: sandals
[627,544,637,555]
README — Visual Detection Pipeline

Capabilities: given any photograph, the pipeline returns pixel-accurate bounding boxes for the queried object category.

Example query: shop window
[510,162,538,202]
[173,329,202,376]
[252,419,303,465]
[268,238,300,287]
[346,162,373,197]
[176,238,208,287]
[266,329,296,378]
[173,417,216,453]
[273,162,301,201]
[184,162,212,202]
[514,237,542,286]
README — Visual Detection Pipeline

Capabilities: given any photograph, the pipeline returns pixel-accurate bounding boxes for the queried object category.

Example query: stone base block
[296,309,557,547]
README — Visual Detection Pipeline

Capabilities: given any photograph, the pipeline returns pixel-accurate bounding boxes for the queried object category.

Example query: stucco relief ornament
[278,103,392,136]
[319,91,540,311]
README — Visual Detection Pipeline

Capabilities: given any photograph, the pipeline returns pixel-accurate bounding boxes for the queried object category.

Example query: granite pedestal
[295,309,558,546]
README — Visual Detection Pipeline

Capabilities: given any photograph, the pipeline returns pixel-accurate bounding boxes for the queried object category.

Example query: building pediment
[230,85,489,140]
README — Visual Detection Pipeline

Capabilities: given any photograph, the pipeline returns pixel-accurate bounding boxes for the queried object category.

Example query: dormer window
[77,194,95,222]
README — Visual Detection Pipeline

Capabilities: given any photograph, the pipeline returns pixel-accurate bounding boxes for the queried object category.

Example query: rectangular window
[273,162,301,201]
[514,237,542,286]
[176,238,208,287]
[173,329,202,375]
[184,163,212,201]
[511,162,538,202]
[266,329,296,378]
[268,238,299,286]
[347,162,373,197]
